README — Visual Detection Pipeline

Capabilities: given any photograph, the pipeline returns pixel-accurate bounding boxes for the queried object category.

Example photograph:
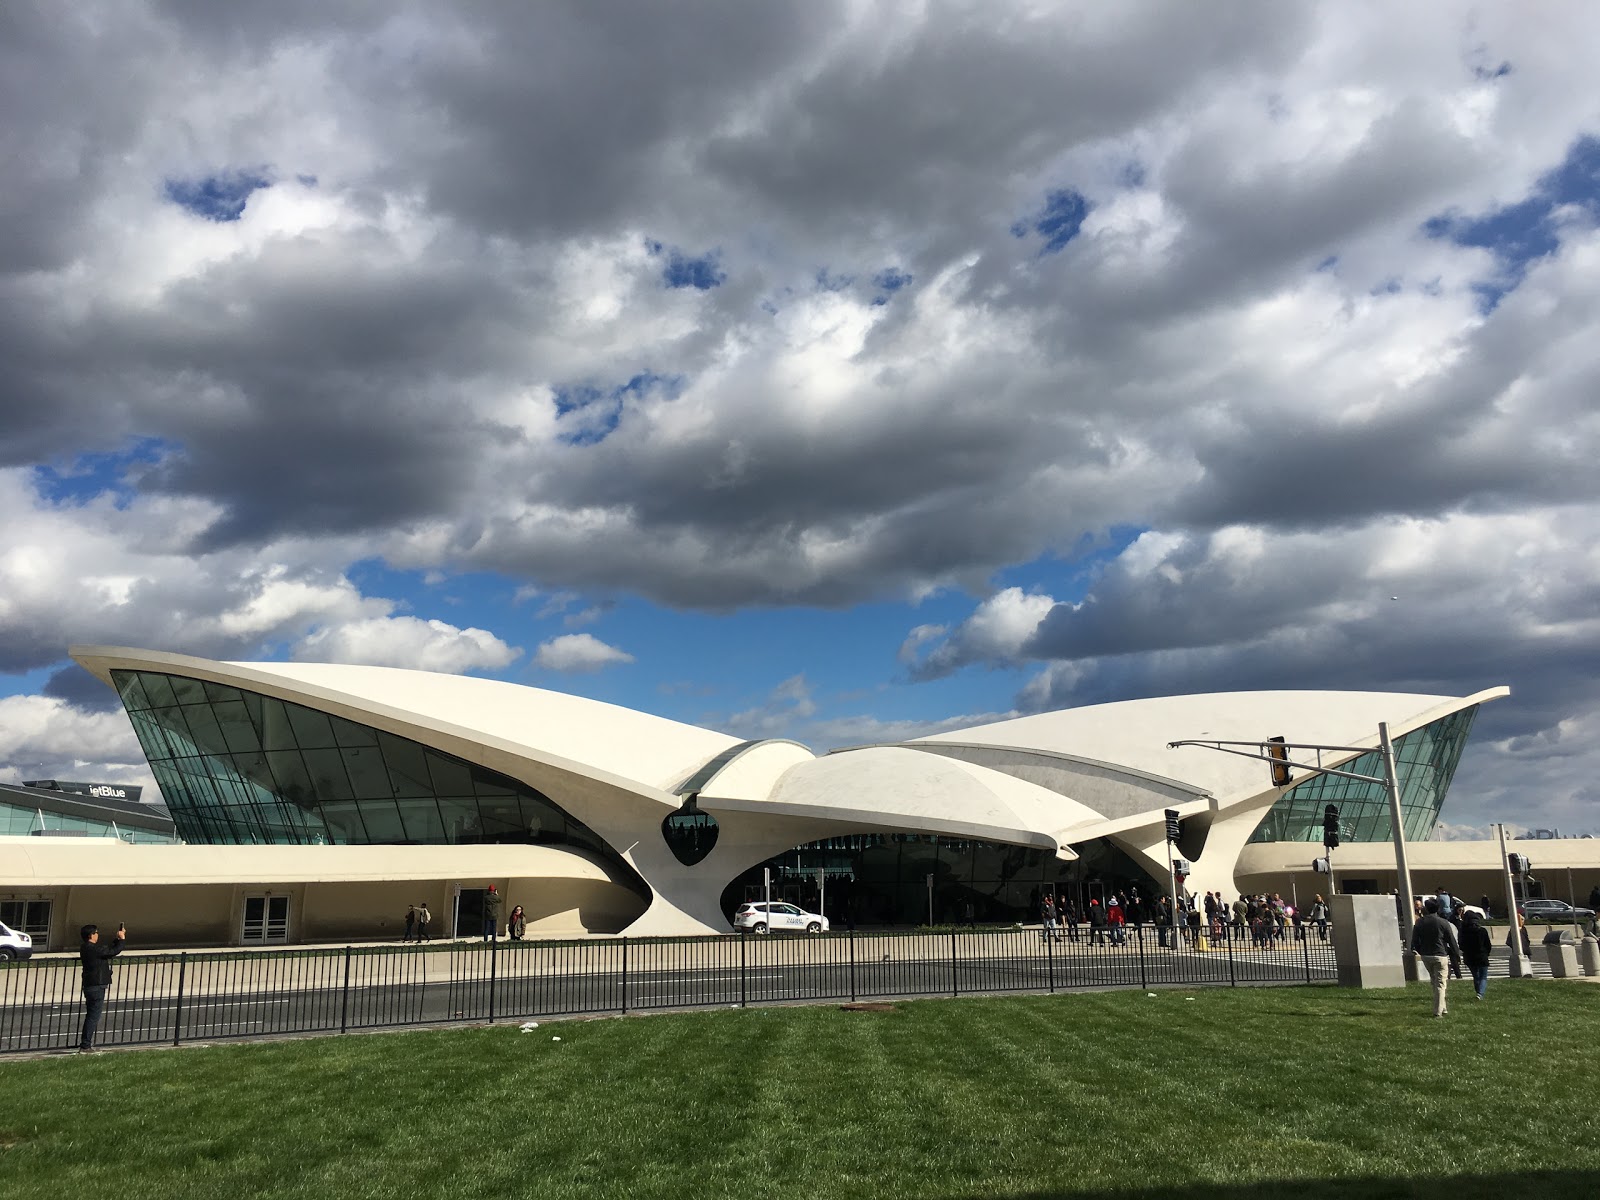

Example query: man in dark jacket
[79,922,125,1052]
[1410,899,1461,1018]
[1459,910,1493,1001]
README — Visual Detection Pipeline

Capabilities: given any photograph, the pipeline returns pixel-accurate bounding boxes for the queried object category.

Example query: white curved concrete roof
[764,746,1102,851]
[72,647,741,795]
[918,688,1509,806]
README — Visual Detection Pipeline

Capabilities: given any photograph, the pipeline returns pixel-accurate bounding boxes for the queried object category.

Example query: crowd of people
[1035,889,1331,949]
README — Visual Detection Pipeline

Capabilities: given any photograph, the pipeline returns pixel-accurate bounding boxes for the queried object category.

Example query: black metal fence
[0,923,1337,1054]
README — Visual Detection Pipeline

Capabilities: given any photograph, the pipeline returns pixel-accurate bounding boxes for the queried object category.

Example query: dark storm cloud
[42,665,121,712]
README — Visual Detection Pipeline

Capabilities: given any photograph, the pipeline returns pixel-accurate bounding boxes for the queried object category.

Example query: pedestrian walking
[403,905,417,942]
[78,922,125,1053]
[508,904,527,941]
[1309,895,1329,941]
[1459,909,1492,1000]
[1087,898,1108,946]
[1411,898,1462,1017]
[417,902,432,942]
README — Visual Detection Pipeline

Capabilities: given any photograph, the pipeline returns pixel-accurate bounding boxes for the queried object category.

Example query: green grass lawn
[2,983,1596,1199]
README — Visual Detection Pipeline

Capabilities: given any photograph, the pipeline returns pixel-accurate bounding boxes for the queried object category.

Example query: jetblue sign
[88,785,129,799]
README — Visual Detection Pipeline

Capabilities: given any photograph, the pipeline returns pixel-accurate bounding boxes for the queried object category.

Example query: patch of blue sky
[164,168,274,222]
[0,665,68,703]
[296,173,318,187]
[566,593,1030,744]
[646,238,726,290]
[1011,188,1091,255]
[1315,255,1339,273]
[870,267,912,306]
[1422,135,1600,311]
[814,268,854,292]
[1119,159,1147,188]
[553,372,682,446]
[1471,59,1512,82]
[32,437,177,509]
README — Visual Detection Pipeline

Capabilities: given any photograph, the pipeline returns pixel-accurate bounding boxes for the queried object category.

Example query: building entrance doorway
[455,888,490,939]
[242,895,290,944]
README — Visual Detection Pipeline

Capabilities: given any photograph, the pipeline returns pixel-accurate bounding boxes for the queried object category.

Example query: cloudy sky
[2,1,1597,837]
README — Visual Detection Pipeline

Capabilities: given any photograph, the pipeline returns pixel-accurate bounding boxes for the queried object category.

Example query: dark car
[1520,899,1596,923]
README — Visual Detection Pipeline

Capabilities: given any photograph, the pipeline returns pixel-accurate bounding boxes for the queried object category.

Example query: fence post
[489,935,498,1024]
[620,937,629,1014]
[1302,928,1311,983]
[951,926,959,998]
[339,946,352,1034]
[172,952,188,1047]
[1046,925,1055,994]
[1138,925,1147,991]
[739,930,747,1007]
[848,928,856,1002]
[1227,923,1237,987]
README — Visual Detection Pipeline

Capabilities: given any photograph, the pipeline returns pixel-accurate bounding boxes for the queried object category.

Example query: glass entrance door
[242,895,290,944]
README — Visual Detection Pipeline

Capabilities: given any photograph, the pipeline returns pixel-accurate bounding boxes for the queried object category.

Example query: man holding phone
[78,922,126,1053]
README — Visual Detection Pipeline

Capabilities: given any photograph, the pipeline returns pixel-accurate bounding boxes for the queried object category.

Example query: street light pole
[1496,823,1527,978]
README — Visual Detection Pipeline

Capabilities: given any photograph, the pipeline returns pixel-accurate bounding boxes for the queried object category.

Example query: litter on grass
[552,1036,561,1042]
[519,1022,540,1033]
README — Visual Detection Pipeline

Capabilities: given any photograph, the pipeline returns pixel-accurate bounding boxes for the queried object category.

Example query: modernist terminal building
[2,645,1564,951]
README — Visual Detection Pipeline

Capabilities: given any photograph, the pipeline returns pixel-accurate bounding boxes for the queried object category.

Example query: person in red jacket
[1106,897,1127,947]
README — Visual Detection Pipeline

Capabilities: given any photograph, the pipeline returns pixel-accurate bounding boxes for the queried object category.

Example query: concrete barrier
[1330,895,1404,988]
[1579,936,1600,978]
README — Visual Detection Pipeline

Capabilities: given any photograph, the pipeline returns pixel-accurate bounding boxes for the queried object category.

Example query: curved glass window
[662,794,719,865]
[112,670,646,887]
[1247,707,1478,845]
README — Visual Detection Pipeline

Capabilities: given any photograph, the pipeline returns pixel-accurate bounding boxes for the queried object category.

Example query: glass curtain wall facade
[1247,707,1478,845]
[720,834,1162,927]
[111,670,642,882]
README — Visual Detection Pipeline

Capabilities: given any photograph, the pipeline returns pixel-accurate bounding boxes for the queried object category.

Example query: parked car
[0,920,34,961]
[1519,899,1596,923]
[732,901,829,935]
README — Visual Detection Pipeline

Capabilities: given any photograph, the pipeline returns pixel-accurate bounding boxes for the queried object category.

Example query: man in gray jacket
[1411,899,1462,1018]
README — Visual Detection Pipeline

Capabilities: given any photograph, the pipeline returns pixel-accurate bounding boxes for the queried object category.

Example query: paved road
[1,947,1338,1053]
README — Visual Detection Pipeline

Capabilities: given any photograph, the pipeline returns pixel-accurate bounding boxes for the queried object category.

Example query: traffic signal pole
[1169,723,1422,947]
[1377,722,1416,946]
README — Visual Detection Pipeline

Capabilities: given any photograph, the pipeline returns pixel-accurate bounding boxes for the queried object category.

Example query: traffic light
[1322,804,1341,849]
[1267,736,1292,787]
[1508,853,1531,876]
[1163,808,1181,843]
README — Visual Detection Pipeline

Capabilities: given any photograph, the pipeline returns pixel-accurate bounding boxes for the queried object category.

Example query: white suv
[0,920,34,961]
[732,901,829,935]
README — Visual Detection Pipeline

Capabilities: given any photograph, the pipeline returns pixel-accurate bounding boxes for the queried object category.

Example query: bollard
[1579,936,1600,978]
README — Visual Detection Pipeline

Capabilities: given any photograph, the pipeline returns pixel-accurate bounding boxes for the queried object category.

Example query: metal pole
[848,927,856,1002]
[818,868,826,923]
[340,946,352,1034]
[1166,841,1180,951]
[173,952,187,1047]
[926,873,934,927]
[1379,722,1417,947]
[1496,823,1527,978]
[620,936,629,1014]
[488,933,497,1024]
